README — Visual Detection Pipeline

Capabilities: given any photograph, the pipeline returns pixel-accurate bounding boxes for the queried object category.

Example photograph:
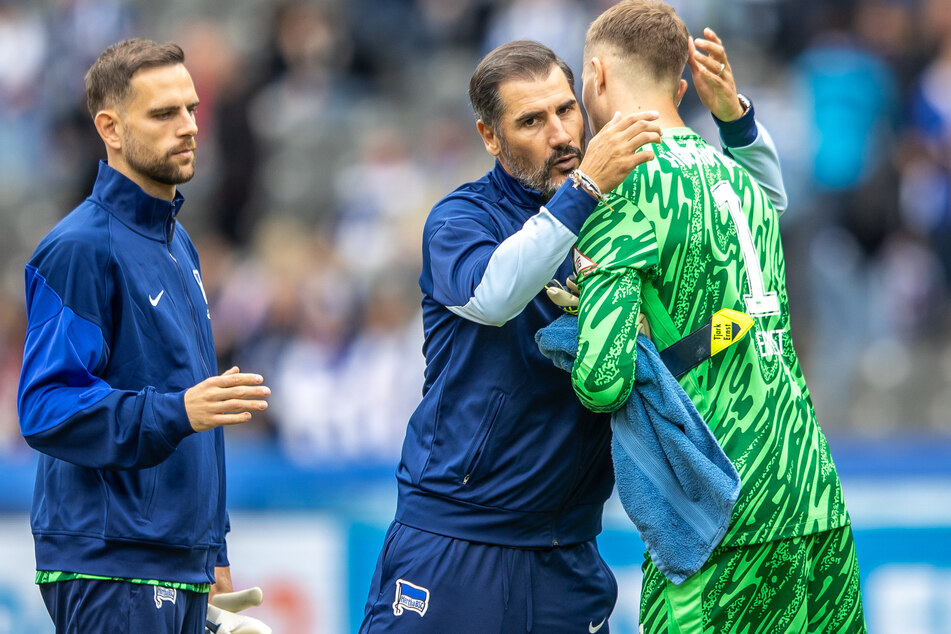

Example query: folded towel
[536,314,741,585]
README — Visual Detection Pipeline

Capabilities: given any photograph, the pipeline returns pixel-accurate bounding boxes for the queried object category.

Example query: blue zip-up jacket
[394,110,787,548]
[396,170,609,547]
[17,162,227,585]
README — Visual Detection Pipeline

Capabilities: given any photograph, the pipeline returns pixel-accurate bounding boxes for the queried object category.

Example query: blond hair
[586,0,689,89]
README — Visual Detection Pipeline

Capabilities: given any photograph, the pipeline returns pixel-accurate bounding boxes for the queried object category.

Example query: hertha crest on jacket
[392,579,429,617]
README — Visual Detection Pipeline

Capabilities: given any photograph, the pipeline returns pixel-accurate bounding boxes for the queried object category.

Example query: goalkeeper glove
[205,587,272,634]
[546,276,651,339]
[545,276,579,315]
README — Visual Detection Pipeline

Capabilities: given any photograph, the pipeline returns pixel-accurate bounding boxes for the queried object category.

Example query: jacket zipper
[461,391,505,485]
[166,219,212,378]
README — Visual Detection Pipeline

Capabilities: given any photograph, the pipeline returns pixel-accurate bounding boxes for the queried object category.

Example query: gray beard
[499,140,583,202]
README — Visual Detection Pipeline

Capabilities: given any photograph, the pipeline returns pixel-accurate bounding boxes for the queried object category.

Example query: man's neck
[610,93,684,131]
[107,155,177,201]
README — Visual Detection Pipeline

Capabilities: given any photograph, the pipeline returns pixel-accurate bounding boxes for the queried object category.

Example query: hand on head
[577,111,662,195]
[689,28,746,123]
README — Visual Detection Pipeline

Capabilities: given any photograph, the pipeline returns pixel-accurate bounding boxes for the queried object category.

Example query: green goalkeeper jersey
[571,127,848,547]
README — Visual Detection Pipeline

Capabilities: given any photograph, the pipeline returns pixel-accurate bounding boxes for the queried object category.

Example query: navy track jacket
[17,162,227,585]
[396,165,613,548]
[394,111,787,548]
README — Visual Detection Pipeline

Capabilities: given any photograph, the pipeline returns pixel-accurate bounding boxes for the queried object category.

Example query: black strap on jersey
[658,309,754,378]
[659,323,713,378]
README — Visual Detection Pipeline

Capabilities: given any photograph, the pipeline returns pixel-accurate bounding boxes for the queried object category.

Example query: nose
[548,116,572,148]
[179,110,198,137]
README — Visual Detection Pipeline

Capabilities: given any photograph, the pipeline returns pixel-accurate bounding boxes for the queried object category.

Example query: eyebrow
[513,98,576,124]
[147,100,200,116]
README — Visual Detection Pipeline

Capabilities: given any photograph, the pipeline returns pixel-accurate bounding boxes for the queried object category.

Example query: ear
[591,56,607,96]
[675,78,688,107]
[94,109,123,152]
[476,119,501,158]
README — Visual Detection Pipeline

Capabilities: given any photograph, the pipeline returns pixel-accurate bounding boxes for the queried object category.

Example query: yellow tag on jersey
[710,308,754,356]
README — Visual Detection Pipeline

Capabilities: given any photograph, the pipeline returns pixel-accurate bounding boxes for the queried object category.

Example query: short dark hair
[586,0,689,88]
[468,40,574,130]
[85,38,186,118]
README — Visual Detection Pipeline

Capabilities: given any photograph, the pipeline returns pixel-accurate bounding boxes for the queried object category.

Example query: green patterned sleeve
[571,266,644,413]
[570,189,658,414]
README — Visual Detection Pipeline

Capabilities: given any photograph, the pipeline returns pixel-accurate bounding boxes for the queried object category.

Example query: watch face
[738,94,751,113]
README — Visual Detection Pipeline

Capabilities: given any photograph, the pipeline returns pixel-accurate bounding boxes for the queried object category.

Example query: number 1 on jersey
[712,181,780,317]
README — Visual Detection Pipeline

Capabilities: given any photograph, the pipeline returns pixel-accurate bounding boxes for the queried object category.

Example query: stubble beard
[123,131,196,186]
[499,137,584,202]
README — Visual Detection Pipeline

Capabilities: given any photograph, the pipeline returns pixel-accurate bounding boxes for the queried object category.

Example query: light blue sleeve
[714,96,788,216]
[429,182,597,326]
[724,122,788,216]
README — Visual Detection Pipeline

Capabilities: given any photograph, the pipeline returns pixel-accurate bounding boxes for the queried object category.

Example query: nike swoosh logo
[589,617,606,633]
[149,290,165,307]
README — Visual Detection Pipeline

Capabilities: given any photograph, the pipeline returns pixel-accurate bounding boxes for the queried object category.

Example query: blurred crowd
[0,0,950,463]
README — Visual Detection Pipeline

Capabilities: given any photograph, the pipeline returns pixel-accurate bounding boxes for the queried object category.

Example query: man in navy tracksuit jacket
[360,41,787,633]
[17,39,270,633]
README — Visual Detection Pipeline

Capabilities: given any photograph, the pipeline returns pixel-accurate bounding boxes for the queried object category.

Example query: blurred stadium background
[0,0,950,631]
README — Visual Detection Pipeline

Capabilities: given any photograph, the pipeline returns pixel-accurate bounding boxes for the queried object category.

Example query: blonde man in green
[571,1,867,631]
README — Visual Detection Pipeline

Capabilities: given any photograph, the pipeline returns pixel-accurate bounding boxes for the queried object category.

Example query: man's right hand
[578,111,661,195]
[185,366,270,432]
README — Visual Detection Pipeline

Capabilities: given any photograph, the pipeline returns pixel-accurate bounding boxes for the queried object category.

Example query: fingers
[629,150,656,169]
[611,113,661,147]
[687,36,702,73]
[185,371,271,432]
[620,110,660,127]
[694,36,724,60]
[207,372,265,389]
[604,110,659,136]
[692,42,726,78]
[216,398,269,413]
[211,412,255,426]
[631,126,662,147]
[693,28,730,78]
[216,384,270,400]
[210,587,264,612]
[703,27,723,45]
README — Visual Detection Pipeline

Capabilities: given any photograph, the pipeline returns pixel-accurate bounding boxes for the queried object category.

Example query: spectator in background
[905,28,951,283]
[0,4,50,197]
[333,125,430,284]
[792,1,902,427]
[42,0,137,202]
[250,0,365,228]
[482,0,589,67]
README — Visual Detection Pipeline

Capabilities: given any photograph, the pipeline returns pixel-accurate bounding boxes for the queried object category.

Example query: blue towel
[536,314,741,585]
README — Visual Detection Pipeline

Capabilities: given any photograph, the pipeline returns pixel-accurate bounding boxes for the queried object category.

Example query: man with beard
[18,39,272,633]
[360,37,788,634]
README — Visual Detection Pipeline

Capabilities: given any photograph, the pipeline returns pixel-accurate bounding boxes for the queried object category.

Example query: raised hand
[578,110,662,195]
[689,28,746,123]
[184,366,270,432]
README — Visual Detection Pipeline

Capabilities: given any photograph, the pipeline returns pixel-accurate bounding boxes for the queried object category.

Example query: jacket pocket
[461,390,505,485]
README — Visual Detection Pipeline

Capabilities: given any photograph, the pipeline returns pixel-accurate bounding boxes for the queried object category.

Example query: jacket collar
[90,161,185,242]
[488,160,547,207]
